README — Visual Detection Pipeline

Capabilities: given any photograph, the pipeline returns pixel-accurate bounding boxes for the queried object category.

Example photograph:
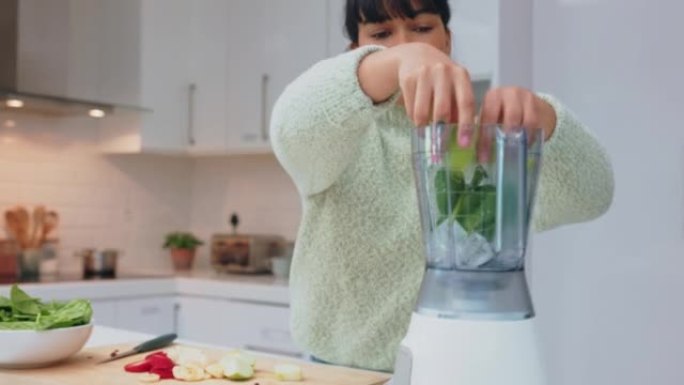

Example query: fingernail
[458,127,471,147]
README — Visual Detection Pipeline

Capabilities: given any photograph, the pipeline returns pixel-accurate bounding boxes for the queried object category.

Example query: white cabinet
[177,296,302,358]
[99,0,328,155]
[91,296,177,335]
[135,0,194,152]
[224,0,328,154]
[90,299,118,328]
[115,296,177,335]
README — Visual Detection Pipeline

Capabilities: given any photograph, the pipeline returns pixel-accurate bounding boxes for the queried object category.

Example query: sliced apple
[222,357,255,381]
[274,363,303,381]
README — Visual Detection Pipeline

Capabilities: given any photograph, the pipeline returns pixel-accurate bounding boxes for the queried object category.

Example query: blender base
[392,312,546,385]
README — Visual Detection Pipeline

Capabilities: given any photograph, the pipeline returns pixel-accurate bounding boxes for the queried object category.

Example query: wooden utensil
[41,210,59,245]
[31,205,46,248]
[4,210,19,244]
[14,206,30,249]
[0,343,391,385]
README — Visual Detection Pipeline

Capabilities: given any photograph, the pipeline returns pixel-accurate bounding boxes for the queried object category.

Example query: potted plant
[163,232,203,271]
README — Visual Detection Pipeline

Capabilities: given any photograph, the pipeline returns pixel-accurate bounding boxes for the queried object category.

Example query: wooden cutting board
[0,343,391,385]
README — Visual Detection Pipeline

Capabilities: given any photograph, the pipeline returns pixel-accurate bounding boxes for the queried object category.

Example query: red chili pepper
[150,367,175,379]
[124,350,176,379]
[145,351,168,360]
[147,355,175,370]
[124,359,152,373]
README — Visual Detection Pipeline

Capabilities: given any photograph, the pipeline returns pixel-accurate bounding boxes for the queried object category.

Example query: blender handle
[495,128,527,265]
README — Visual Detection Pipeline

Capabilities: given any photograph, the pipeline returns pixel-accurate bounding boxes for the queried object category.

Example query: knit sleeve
[532,94,615,232]
[270,45,400,196]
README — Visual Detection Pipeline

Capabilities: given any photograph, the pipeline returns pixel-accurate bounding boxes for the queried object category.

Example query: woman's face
[355,12,451,54]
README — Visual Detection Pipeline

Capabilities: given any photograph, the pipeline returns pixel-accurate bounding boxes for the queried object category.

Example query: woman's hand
[358,43,557,145]
[394,43,475,131]
[359,42,476,138]
[480,87,557,142]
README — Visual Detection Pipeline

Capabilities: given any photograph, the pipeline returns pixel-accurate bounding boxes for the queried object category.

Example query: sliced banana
[137,373,161,383]
[204,362,225,379]
[274,363,303,381]
[172,364,206,382]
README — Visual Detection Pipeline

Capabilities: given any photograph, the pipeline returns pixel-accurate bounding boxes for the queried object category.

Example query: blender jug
[411,123,543,319]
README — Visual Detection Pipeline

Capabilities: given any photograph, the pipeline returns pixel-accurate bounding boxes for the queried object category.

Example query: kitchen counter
[0,269,290,305]
[85,325,225,350]
[2,325,392,385]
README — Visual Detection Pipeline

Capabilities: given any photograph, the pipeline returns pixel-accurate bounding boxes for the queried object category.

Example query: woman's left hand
[479,87,557,141]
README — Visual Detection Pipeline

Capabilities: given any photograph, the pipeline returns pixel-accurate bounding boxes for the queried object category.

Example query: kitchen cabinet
[89,299,118,328]
[115,296,177,335]
[90,296,176,335]
[100,0,328,155]
[223,0,328,154]
[176,296,302,358]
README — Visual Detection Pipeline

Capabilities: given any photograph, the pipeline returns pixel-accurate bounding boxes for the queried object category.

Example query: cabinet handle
[260,74,269,141]
[188,83,197,145]
[173,303,180,334]
[140,306,160,315]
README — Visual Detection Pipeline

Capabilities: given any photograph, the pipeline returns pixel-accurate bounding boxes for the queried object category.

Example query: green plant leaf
[10,284,41,316]
[435,168,465,220]
[0,286,92,330]
[163,232,203,249]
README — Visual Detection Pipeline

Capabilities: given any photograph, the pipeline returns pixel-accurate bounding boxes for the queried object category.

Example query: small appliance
[210,213,286,274]
[393,123,546,385]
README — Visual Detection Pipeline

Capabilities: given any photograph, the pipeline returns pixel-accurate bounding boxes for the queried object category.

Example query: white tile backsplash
[189,154,301,270]
[0,113,301,273]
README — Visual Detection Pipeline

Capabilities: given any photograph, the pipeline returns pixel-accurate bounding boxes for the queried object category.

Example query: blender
[392,123,546,385]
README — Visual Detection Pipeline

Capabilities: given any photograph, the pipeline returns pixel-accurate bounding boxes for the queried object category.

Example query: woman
[270,0,614,372]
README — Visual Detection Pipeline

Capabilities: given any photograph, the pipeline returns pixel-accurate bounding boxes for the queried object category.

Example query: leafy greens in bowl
[0,285,94,368]
[0,285,92,330]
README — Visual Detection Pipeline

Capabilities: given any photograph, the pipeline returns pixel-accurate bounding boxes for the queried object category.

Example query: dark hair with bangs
[345,0,451,44]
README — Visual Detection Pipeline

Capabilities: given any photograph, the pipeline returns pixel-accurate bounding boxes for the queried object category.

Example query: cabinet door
[90,299,118,328]
[176,296,243,347]
[115,296,177,335]
[138,0,194,151]
[225,0,327,153]
[187,0,229,152]
[223,302,303,358]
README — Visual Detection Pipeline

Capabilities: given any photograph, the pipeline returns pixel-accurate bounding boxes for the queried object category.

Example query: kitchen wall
[188,155,300,270]
[530,1,684,384]
[0,112,193,273]
[0,111,301,273]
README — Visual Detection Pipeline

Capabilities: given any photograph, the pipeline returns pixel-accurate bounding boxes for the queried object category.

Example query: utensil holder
[19,248,43,281]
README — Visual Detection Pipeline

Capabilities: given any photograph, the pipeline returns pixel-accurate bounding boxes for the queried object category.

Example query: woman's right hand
[359,42,476,145]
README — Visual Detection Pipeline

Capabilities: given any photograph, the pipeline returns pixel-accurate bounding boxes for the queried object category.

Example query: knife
[97,333,178,364]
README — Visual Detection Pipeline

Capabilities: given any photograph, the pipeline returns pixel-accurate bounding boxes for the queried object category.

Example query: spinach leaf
[435,168,465,222]
[10,285,41,316]
[0,285,92,330]
[434,165,497,240]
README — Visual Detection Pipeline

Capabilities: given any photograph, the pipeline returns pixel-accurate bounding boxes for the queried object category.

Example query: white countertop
[0,269,290,305]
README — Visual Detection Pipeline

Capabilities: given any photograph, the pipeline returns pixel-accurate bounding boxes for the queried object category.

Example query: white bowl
[0,322,93,369]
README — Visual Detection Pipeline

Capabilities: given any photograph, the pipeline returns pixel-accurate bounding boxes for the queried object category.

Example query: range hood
[0,0,148,118]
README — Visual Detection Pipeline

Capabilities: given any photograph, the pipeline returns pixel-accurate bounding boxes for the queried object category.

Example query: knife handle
[133,333,178,353]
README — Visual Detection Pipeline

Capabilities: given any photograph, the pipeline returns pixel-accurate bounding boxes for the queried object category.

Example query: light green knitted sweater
[270,45,614,372]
